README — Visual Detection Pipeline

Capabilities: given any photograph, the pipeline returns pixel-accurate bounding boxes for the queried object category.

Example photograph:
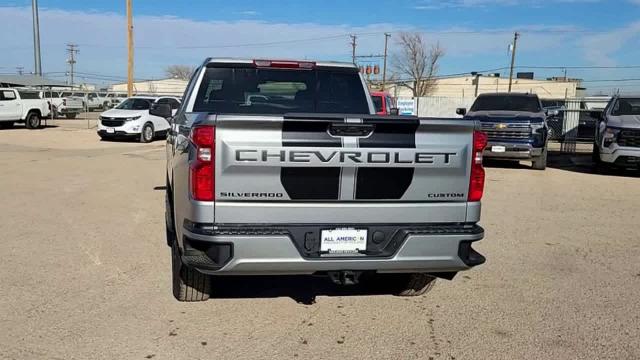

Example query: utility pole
[382,33,391,91]
[126,0,134,97]
[350,34,357,64]
[66,44,78,88]
[507,31,519,93]
[31,0,42,76]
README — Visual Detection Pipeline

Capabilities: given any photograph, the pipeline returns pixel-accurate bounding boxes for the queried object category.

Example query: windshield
[371,95,383,113]
[73,93,85,97]
[116,98,152,110]
[193,67,369,114]
[612,98,640,116]
[471,95,541,112]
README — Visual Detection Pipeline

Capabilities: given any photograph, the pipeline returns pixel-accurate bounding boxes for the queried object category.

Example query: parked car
[105,92,128,109]
[0,88,49,129]
[97,96,180,142]
[38,90,83,119]
[370,91,397,115]
[458,93,549,170]
[57,91,85,119]
[71,91,104,112]
[156,58,486,301]
[592,95,640,170]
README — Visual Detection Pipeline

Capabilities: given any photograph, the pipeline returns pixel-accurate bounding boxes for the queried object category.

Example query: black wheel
[25,112,41,129]
[140,123,154,143]
[65,113,77,119]
[0,121,14,129]
[171,240,211,302]
[532,147,547,170]
[372,273,437,297]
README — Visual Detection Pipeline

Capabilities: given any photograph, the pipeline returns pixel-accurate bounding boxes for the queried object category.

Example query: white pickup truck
[0,88,49,129]
[38,90,84,119]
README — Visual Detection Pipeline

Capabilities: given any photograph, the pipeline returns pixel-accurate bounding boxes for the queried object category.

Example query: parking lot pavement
[0,126,639,360]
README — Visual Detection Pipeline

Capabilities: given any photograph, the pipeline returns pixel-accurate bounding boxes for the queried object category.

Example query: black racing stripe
[281,120,341,200]
[356,121,418,200]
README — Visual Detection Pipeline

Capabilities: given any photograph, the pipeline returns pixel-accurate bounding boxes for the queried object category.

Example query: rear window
[471,95,541,112]
[612,98,640,116]
[193,67,369,114]
[18,91,41,100]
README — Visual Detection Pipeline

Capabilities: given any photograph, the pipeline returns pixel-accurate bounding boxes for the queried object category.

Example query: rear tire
[65,113,77,119]
[140,123,154,143]
[171,240,211,302]
[25,112,41,129]
[532,147,547,170]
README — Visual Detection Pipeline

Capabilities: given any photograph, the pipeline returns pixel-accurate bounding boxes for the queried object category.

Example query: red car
[370,91,396,115]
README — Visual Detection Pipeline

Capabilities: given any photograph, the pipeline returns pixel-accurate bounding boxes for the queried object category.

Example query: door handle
[328,123,375,137]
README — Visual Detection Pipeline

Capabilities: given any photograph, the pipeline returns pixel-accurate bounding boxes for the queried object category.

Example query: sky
[1,0,639,93]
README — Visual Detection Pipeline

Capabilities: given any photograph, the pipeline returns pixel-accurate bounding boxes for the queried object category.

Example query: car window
[612,98,640,116]
[61,92,72,97]
[0,90,17,101]
[193,67,369,114]
[73,93,85,97]
[116,98,152,110]
[371,95,383,113]
[470,95,541,112]
[168,99,180,109]
[18,91,41,100]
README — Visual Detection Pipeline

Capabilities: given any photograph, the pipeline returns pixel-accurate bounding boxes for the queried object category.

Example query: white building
[109,78,188,96]
[385,75,583,100]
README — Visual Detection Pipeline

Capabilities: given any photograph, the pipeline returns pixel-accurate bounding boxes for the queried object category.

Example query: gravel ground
[0,124,638,360]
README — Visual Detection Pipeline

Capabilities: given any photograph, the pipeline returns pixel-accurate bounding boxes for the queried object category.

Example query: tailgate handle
[328,123,374,137]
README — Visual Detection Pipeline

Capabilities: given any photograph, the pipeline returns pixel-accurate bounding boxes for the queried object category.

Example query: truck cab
[458,93,549,170]
[0,88,49,129]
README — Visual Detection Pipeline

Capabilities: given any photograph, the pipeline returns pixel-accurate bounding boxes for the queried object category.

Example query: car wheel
[25,112,41,129]
[65,113,77,119]
[532,147,547,170]
[140,123,154,143]
[171,240,211,302]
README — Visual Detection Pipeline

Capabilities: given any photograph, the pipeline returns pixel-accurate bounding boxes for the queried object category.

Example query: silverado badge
[496,123,508,129]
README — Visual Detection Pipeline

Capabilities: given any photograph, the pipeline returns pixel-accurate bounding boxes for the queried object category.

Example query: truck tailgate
[214,114,475,224]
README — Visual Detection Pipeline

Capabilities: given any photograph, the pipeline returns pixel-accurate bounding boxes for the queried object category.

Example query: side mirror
[150,103,172,119]
[389,108,399,116]
[456,108,467,116]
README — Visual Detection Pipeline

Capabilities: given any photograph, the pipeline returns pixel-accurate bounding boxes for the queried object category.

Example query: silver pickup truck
[152,58,487,301]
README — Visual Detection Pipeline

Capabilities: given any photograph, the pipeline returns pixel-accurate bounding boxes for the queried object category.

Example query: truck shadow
[210,275,400,305]
[546,151,640,178]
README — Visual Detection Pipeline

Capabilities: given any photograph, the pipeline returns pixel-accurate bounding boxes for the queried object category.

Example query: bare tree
[164,65,195,80]
[392,32,444,97]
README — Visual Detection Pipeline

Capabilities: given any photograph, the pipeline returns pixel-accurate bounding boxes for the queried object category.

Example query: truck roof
[204,58,358,69]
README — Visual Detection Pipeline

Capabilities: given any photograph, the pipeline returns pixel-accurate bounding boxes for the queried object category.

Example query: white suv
[97,96,181,142]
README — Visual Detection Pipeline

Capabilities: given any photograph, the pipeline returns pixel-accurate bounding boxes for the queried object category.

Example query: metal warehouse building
[109,78,188,96]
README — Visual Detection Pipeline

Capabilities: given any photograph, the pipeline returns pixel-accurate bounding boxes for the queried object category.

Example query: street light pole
[382,33,390,91]
[31,0,42,76]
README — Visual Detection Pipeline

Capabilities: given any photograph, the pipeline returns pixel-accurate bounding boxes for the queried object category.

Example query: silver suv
[153,58,487,301]
[593,95,640,170]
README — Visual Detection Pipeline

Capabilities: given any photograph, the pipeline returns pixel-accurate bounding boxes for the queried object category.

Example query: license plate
[106,128,115,134]
[320,228,367,254]
[491,145,506,153]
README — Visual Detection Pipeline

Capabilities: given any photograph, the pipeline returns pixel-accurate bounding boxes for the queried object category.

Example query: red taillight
[468,130,488,202]
[253,60,316,69]
[190,126,215,201]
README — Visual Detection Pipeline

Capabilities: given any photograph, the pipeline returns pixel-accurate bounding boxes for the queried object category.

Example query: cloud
[580,21,640,66]
[236,10,259,16]
[414,0,600,9]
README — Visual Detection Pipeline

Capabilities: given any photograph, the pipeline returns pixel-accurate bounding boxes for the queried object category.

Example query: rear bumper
[179,223,485,275]
[484,141,543,160]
